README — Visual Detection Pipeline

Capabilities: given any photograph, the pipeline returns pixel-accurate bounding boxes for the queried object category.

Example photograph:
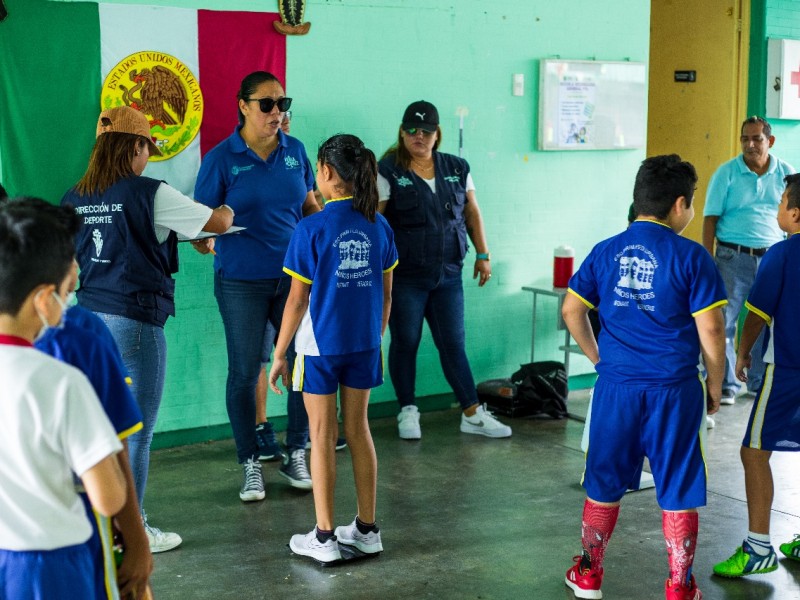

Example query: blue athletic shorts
[0,542,96,599]
[743,364,800,451]
[293,348,383,395]
[583,375,708,510]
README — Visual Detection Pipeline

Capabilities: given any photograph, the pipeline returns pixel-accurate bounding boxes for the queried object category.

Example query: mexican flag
[0,0,286,200]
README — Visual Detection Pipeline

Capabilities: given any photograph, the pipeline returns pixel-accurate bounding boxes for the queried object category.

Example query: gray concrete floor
[145,391,800,599]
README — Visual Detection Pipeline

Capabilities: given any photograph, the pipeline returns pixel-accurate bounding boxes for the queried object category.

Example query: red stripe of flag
[197,10,286,156]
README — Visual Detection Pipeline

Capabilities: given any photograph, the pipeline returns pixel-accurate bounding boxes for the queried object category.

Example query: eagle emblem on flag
[101,51,203,161]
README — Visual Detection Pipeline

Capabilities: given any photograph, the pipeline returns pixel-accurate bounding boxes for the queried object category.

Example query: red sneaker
[665,574,702,600]
[565,555,603,599]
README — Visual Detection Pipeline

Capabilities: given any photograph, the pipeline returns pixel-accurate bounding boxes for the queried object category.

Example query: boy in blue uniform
[713,173,800,577]
[37,273,153,599]
[270,134,398,563]
[561,155,727,600]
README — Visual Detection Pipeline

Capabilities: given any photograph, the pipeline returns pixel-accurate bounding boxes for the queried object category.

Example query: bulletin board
[538,59,647,151]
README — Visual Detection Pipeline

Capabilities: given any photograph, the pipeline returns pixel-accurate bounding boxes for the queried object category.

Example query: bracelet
[476,252,490,261]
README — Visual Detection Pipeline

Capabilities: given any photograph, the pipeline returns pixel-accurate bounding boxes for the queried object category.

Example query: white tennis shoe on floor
[334,518,383,554]
[460,404,512,438]
[289,528,342,563]
[397,405,421,440]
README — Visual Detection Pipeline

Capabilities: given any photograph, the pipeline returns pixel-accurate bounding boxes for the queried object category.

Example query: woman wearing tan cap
[61,105,233,557]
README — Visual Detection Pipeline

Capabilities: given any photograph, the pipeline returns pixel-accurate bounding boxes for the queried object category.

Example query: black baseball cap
[402,101,439,132]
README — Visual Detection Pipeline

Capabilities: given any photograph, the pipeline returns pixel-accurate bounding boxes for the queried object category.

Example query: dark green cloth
[0,0,99,202]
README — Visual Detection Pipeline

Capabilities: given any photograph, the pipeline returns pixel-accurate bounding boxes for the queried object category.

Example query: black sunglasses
[403,127,435,137]
[248,96,293,113]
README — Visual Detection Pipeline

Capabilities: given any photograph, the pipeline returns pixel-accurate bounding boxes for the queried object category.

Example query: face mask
[33,290,68,342]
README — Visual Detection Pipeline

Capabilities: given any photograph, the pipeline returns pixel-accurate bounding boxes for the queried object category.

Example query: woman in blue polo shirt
[194,71,320,503]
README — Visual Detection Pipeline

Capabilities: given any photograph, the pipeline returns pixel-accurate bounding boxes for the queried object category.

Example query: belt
[717,240,767,257]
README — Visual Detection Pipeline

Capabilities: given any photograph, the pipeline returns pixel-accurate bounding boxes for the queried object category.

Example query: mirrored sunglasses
[403,127,435,137]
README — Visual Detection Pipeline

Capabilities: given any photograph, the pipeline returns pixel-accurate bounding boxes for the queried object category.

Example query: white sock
[746,531,772,556]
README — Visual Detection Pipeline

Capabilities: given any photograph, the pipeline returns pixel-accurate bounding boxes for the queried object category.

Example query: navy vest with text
[63,176,179,327]
[378,151,470,277]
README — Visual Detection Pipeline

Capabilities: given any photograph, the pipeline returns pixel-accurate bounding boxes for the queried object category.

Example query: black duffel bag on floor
[476,361,568,419]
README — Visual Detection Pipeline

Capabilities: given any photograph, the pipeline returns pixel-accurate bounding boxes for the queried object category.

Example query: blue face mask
[33,290,68,342]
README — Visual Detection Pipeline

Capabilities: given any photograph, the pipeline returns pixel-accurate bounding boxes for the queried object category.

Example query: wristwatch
[476,252,490,261]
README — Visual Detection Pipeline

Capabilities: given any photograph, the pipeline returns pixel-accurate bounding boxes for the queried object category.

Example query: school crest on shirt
[613,245,658,311]
[284,155,300,169]
[334,230,373,288]
[396,176,413,187]
[100,51,203,161]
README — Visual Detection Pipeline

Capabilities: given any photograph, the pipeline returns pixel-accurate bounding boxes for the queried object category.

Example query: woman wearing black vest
[377,100,512,441]
[62,106,233,554]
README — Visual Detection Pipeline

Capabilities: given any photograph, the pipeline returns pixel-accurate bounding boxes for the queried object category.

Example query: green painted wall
[749,0,800,168]
[7,0,650,444]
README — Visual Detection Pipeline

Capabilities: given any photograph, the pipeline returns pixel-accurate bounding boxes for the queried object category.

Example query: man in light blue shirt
[702,116,795,403]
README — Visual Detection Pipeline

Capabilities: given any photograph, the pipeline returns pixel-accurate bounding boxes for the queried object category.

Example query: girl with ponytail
[269,133,398,564]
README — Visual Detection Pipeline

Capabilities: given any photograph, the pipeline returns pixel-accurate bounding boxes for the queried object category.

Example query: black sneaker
[239,458,265,502]
[279,449,312,490]
[255,422,286,461]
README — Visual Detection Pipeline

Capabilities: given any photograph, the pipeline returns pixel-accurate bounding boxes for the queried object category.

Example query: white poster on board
[558,79,596,146]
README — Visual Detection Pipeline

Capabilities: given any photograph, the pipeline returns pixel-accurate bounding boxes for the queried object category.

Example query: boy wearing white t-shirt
[0,201,126,598]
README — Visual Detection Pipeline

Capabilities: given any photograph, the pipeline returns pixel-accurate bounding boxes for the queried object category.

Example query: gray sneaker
[279,448,312,490]
[289,528,341,563]
[334,518,383,554]
[239,457,265,502]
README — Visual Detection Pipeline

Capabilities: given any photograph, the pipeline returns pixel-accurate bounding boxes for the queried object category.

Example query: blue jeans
[95,312,166,511]
[715,245,767,393]
[214,274,308,463]
[388,268,479,411]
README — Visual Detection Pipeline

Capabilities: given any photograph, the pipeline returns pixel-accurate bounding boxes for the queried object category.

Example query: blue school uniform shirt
[283,197,398,356]
[745,234,800,368]
[194,127,315,280]
[35,305,143,438]
[568,220,727,385]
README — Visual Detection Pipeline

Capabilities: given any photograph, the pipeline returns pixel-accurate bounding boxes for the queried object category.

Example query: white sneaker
[706,415,716,429]
[240,457,265,502]
[460,404,512,438]
[334,518,383,554]
[143,519,182,553]
[289,528,342,563]
[397,405,421,440]
[720,393,736,406]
